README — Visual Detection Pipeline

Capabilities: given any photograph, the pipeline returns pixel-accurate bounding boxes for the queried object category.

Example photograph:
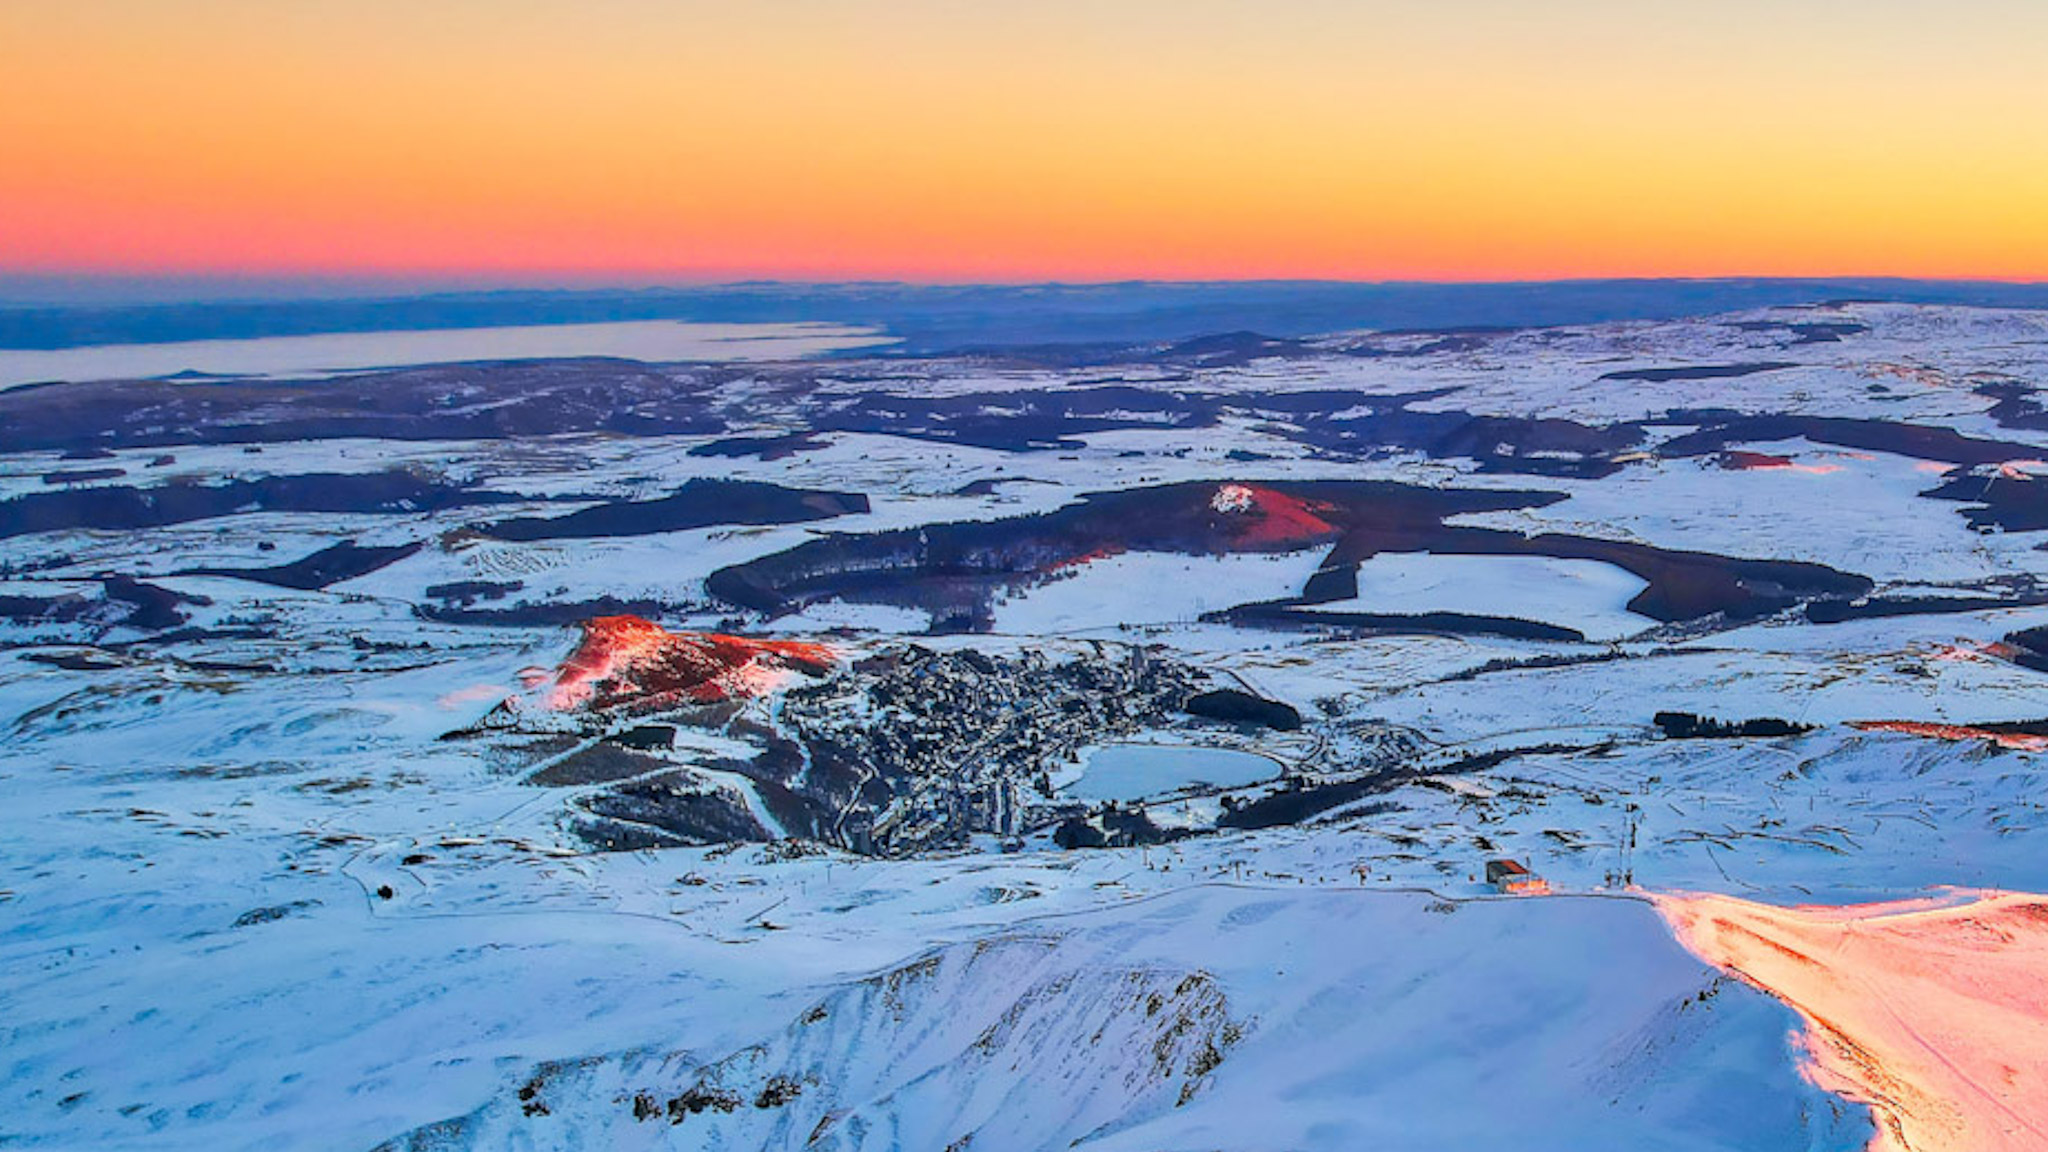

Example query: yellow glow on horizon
[3,1,2046,280]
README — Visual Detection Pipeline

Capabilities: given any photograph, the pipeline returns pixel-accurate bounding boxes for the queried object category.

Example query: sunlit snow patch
[1302,553,1654,642]
[1846,720,2048,752]
[989,549,1331,634]
[1654,888,2048,1152]
[538,614,837,712]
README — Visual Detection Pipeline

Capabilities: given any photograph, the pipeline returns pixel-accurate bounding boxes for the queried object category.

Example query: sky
[3,1,2046,284]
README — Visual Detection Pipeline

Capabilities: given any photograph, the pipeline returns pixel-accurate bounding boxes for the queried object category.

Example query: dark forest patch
[528,743,669,787]
[1805,593,2047,624]
[423,579,524,605]
[1053,806,1190,849]
[413,596,703,627]
[1298,528,1867,627]
[812,385,1213,452]
[1922,470,2048,532]
[1214,606,1587,643]
[1974,380,2048,433]
[1183,688,1302,731]
[41,467,125,485]
[805,383,1641,477]
[689,432,830,461]
[1216,744,1583,831]
[0,471,512,539]
[182,540,422,590]
[708,478,1869,632]
[574,773,772,846]
[1599,362,1797,383]
[474,479,868,541]
[1155,330,1314,367]
[1998,627,2048,674]
[0,358,722,453]
[706,480,1562,631]
[1726,320,1869,346]
[1653,712,1813,739]
[0,576,209,633]
[1657,413,2036,467]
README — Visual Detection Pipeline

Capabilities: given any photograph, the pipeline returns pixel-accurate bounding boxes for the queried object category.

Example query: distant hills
[4,277,2047,355]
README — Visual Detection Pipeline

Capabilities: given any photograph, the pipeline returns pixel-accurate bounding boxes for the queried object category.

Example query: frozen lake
[0,319,897,390]
[1068,743,1280,803]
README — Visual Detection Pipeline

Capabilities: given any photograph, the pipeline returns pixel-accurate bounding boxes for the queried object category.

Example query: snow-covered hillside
[6,303,2048,1150]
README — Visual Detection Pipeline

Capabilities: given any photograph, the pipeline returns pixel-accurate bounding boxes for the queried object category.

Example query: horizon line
[6,271,2048,307]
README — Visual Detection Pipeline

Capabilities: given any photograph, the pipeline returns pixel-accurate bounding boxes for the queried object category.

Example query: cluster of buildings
[777,642,1205,855]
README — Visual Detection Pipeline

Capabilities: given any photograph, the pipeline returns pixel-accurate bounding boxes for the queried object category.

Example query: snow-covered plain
[1302,552,1654,640]
[989,549,1329,635]
[7,303,2048,1150]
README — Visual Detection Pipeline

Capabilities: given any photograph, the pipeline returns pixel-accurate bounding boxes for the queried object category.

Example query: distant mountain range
[4,277,2047,355]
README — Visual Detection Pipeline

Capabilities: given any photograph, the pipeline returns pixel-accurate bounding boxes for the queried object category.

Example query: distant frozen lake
[0,319,898,390]
[1068,743,1279,803]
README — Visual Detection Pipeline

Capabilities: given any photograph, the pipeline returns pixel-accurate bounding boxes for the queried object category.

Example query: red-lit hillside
[1207,483,1340,549]
[1848,719,2048,751]
[1717,450,1796,470]
[548,615,836,712]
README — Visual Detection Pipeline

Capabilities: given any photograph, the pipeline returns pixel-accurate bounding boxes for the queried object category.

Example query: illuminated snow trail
[1653,889,2048,1152]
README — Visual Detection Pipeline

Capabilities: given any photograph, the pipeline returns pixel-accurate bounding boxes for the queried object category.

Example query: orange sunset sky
[3,0,2046,283]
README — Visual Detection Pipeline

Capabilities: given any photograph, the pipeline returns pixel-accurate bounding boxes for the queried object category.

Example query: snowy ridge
[379,887,1870,1152]
[384,933,1240,1152]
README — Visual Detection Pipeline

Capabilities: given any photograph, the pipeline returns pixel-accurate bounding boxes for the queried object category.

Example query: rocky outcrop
[545,615,836,712]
